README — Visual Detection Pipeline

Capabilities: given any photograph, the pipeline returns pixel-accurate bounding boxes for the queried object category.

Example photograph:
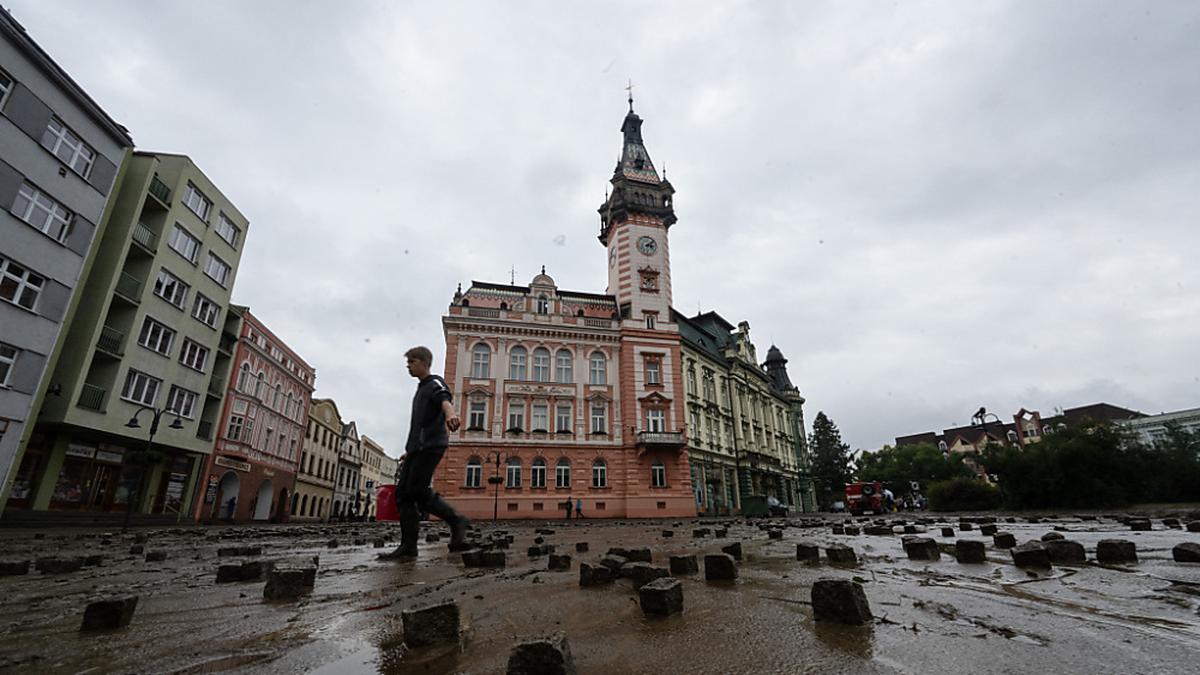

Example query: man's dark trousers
[394,450,461,549]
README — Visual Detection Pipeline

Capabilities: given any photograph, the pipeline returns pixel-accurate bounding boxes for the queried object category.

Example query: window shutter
[64,214,95,256]
[9,348,47,394]
[87,154,118,196]
[2,84,53,146]
[35,279,70,322]
[0,159,23,209]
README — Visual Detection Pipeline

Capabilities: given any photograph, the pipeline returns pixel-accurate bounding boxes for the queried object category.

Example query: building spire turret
[597,95,676,245]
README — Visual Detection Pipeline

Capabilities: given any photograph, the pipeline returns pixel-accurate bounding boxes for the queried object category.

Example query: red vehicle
[845,481,885,516]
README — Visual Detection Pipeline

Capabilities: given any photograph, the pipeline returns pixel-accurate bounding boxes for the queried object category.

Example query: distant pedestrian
[382,346,470,559]
[575,498,584,519]
[564,495,573,520]
[225,496,237,520]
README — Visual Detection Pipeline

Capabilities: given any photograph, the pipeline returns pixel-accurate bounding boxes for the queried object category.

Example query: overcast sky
[10,1,1199,456]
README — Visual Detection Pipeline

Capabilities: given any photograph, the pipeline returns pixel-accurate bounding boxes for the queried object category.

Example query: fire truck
[844,481,885,515]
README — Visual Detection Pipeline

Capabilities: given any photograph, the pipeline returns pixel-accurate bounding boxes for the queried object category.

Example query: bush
[927,478,1002,512]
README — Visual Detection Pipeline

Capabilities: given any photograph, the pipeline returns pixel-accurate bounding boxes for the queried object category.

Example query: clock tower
[599,101,676,324]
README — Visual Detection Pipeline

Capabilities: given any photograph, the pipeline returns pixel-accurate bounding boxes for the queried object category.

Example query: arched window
[555,458,571,488]
[532,347,551,382]
[651,460,666,488]
[274,384,283,410]
[509,346,527,380]
[291,492,299,515]
[255,372,265,399]
[592,458,607,488]
[471,343,491,378]
[536,295,549,314]
[506,457,522,488]
[299,493,308,516]
[589,352,606,385]
[286,393,294,419]
[465,456,482,488]
[531,457,547,488]
[555,349,573,383]
[237,363,251,392]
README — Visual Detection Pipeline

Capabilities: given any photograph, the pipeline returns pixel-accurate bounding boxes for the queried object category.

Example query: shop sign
[365,479,374,489]
[66,443,96,459]
[263,469,275,478]
[204,476,219,504]
[215,456,251,472]
[96,449,124,464]
[505,383,575,397]
[165,473,187,500]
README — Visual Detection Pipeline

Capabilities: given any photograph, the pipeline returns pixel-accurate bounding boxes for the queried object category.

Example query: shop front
[195,451,295,524]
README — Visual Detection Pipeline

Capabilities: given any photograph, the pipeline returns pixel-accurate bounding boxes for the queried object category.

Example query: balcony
[583,318,613,329]
[207,377,226,398]
[467,307,500,318]
[196,420,214,441]
[148,174,171,205]
[636,430,686,453]
[95,326,125,358]
[131,222,158,254]
[78,384,106,412]
[113,271,142,304]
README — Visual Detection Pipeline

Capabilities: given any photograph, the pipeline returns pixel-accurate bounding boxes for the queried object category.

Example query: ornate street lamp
[123,405,185,531]
[485,450,510,521]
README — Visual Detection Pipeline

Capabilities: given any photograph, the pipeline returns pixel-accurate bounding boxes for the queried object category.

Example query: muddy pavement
[1,512,1199,674]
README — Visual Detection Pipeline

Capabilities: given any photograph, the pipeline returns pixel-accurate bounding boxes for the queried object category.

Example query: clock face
[637,236,657,255]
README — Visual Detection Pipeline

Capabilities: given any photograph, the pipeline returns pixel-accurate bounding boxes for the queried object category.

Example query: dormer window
[537,295,549,314]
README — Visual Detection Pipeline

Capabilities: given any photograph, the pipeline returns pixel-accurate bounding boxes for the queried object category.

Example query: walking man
[574,497,584,519]
[383,346,470,558]
[564,495,572,520]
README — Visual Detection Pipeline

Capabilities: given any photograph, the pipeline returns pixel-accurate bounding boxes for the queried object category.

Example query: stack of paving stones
[506,632,576,675]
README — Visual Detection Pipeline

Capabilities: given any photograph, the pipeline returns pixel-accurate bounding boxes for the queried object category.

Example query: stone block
[80,597,138,631]
[692,528,711,538]
[129,545,144,555]
[1096,539,1138,564]
[216,560,274,583]
[217,546,262,557]
[902,537,939,561]
[575,542,589,553]
[704,553,738,581]
[402,599,460,648]
[0,561,30,576]
[721,542,742,561]
[831,525,845,535]
[811,578,872,625]
[844,526,860,536]
[548,554,572,572]
[1041,532,1064,542]
[463,550,507,568]
[326,539,339,549]
[940,527,955,537]
[1172,542,1200,563]
[1186,521,1200,533]
[958,522,974,531]
[426,533,441,543]
[625,563,669,589]
[1162,518,1181,528]
[669,555,698,575]
[825,545,857,565]
[145,551,167,563]
[507,632,577,675]
[979,524,998,536]
[1129,519,1152,532]
[903,525,918,534]
[796,543,820,561]
[579,563,613,587]
[599,555,627,572]
[992,533,1017,549]
[714,528,728,538]
[528,545,550,557]
[1010,541,1051,568]
[36,557,83,574]
[373,538,386,548]
[955,540,986,564]
[1045,540,1086,564]
[768,529,784,540]
[639,577,684,617]
[264,569,312,601]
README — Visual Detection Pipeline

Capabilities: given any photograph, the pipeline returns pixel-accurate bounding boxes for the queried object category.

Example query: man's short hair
[405,346,433,366]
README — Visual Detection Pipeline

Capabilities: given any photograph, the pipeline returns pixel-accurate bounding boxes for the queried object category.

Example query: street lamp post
[485,450,508,521]
[123,405,185,531]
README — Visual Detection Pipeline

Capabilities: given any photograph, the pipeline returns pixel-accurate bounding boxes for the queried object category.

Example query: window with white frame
[468,400,486,430]
[531,457,546,488]
[589,351,606,385]
[532,403,548,431]
[153,268,188,309]
[645,359,660,385]
[41,118,95,177]
[645,313,656,330]
[0,343,18,387]
[465,457,482,488]
[471,343,491,378]
[592,459,607,488]
[532,347,550,382]
[183,183,211,221]
[509,346,527,380]
[121,369,161,406]
[536,295,549,314]
[166,385,198,419]
[237,363,251,392]
[13,183,72,241]
[556,404,571,432]
[686,368,696,394]
[0,257,45,311]
[137,316,175,356]
[0,70,11,104]
[227,413,244,440]
[215,213,240,247]
[555,349,573,383]
[179,338,209,372]
[651,460,667,487]
[204,252,231,287]
[507,401,525,430]
[273,383,282,410]
[647,409,665,432]
[193,293,220,327]
[555,458,570,488]
[168,223,200,263]
[690,409,701,436]
[506,458,521,488]
[591,402,607,433]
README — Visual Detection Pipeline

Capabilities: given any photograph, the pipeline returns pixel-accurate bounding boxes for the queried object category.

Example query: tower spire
[626,79,634,112]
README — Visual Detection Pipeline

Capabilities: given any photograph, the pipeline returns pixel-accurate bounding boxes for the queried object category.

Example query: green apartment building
[7,152,248,523]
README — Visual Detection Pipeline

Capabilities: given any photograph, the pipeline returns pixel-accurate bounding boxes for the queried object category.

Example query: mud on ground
[1,511,1198,674]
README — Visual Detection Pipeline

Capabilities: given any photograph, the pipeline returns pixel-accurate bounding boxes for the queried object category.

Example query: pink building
[193,306,315,522]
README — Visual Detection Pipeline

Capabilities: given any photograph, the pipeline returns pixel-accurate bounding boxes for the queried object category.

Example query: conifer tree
[808,411,852,509]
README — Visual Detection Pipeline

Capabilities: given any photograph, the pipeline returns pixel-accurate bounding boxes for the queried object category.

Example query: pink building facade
[193,307,315,522]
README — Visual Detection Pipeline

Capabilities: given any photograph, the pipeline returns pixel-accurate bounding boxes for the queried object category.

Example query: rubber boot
[381,504,420,559]
[427,495,470,551]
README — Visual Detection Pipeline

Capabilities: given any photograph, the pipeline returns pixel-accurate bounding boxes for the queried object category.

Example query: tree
[808,411,852,509]
[854,443,973,494]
